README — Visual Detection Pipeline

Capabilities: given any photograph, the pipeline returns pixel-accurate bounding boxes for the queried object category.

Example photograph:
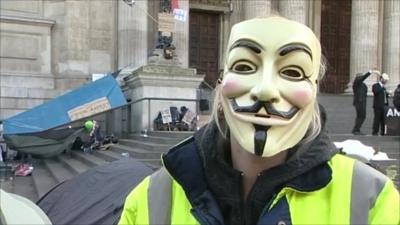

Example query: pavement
[319,94,399,187]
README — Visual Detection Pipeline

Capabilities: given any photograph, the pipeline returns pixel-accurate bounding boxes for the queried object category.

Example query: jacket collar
[195,121,338,192]
[162,121,339,225]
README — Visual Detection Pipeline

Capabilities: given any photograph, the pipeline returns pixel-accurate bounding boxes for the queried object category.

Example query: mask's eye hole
[280,66,305,81]
[231,61,257,74]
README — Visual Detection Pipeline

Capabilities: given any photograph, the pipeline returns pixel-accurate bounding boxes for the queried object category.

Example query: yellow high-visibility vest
[118,154,399,225]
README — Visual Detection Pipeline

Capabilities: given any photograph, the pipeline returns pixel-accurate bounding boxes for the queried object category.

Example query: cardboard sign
[161,108,172,124]
[182,110,196,125]
[68,97,111,121]
[158,13,174,33]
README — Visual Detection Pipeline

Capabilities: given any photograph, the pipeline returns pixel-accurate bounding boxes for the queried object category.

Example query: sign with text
[68,97,111,121]
[385,107,400,136]
[161,108,172,124]
[173,9,187,22]
[158,13,174,33]
[182,110,196,125]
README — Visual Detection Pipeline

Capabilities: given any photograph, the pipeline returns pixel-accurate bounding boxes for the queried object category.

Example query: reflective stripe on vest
[147,156,390,225]
[148,168,172,225]
[350,160,387,224]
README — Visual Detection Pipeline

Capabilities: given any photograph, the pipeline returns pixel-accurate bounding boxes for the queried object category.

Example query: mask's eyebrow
[229,39,263,54]
[278,43,312,60]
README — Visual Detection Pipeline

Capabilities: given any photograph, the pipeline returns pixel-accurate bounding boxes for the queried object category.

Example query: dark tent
[37,158,153,225]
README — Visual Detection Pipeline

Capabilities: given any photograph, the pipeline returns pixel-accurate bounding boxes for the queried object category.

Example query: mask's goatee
[254,125,271,156]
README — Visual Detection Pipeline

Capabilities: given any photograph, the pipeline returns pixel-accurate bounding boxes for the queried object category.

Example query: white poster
[161,108,172,124]
[173,9,187,22]
[182,110,196,125]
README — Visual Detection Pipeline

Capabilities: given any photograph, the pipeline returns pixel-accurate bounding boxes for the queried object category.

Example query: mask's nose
[250,68,280,103]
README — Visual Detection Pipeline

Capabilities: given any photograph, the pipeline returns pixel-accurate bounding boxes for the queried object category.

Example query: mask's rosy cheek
[291,89,313,107]
[221,79,243,98]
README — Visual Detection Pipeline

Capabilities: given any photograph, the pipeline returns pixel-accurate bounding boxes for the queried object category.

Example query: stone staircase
[0,131,193,202]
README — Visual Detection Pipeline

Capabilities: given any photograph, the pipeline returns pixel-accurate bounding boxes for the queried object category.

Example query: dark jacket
[372,82,389,109]
[393,85,400,111]
[162,122,338,225]
[352,72,371,106]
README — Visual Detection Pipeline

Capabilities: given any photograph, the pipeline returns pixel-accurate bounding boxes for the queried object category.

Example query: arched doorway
[319,0,352,93]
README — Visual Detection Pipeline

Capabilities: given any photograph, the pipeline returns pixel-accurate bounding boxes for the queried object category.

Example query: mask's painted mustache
[231,99,299,119]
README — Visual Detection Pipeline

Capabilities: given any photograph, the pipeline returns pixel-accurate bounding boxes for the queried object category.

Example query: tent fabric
[0,189,52,225]
[37,158,153,225]
[3,127,84,157]
[3,75,127,135]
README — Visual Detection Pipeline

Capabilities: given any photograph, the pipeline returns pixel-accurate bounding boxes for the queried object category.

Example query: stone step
[147,131,194,139]
[137,159,162,171]
[319,94,378,134]
[7,176,38,202]
[109,144,163,159]
[93,149,160,170]
[58,154,91,175]
[70,151,107,168]
[93,150,123,162]
[128,134,182,145]
[43,158,75,184]
[32,162,58,199]
[0,177,14,193]
[118,139,170,152]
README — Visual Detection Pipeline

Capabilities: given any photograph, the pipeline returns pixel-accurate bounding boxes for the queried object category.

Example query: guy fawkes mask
[220,17,321,157]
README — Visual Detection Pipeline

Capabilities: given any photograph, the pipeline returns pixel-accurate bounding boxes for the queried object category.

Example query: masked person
[119,17,399,225]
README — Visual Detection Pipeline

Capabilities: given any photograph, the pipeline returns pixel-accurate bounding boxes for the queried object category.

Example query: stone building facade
[1,0,399,121]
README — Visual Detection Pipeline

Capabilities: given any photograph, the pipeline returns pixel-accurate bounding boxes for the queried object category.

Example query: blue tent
[3,75,127,157]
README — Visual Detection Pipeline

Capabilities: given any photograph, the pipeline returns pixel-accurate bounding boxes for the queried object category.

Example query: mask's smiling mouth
[230,99,299,120]
[254,114,271,118]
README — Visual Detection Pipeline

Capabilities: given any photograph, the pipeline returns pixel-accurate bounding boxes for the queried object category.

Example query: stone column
[382,0,400,93]
[278,0,309,25]
[117,0,149,72]
[349,0,381,91]
[53,0,91,89]
[173,0,189,68]
[243,0,272,20]
[229,0,244,27]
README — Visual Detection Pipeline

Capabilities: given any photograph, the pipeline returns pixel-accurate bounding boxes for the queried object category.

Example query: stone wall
[0,0,117,120]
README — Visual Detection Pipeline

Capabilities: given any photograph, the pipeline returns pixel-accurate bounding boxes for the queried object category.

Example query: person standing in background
[351,70,379,135]
[393,84,400,111]
[372,73,390,135]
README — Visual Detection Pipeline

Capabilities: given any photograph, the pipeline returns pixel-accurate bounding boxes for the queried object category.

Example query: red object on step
[14,164,33,176]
